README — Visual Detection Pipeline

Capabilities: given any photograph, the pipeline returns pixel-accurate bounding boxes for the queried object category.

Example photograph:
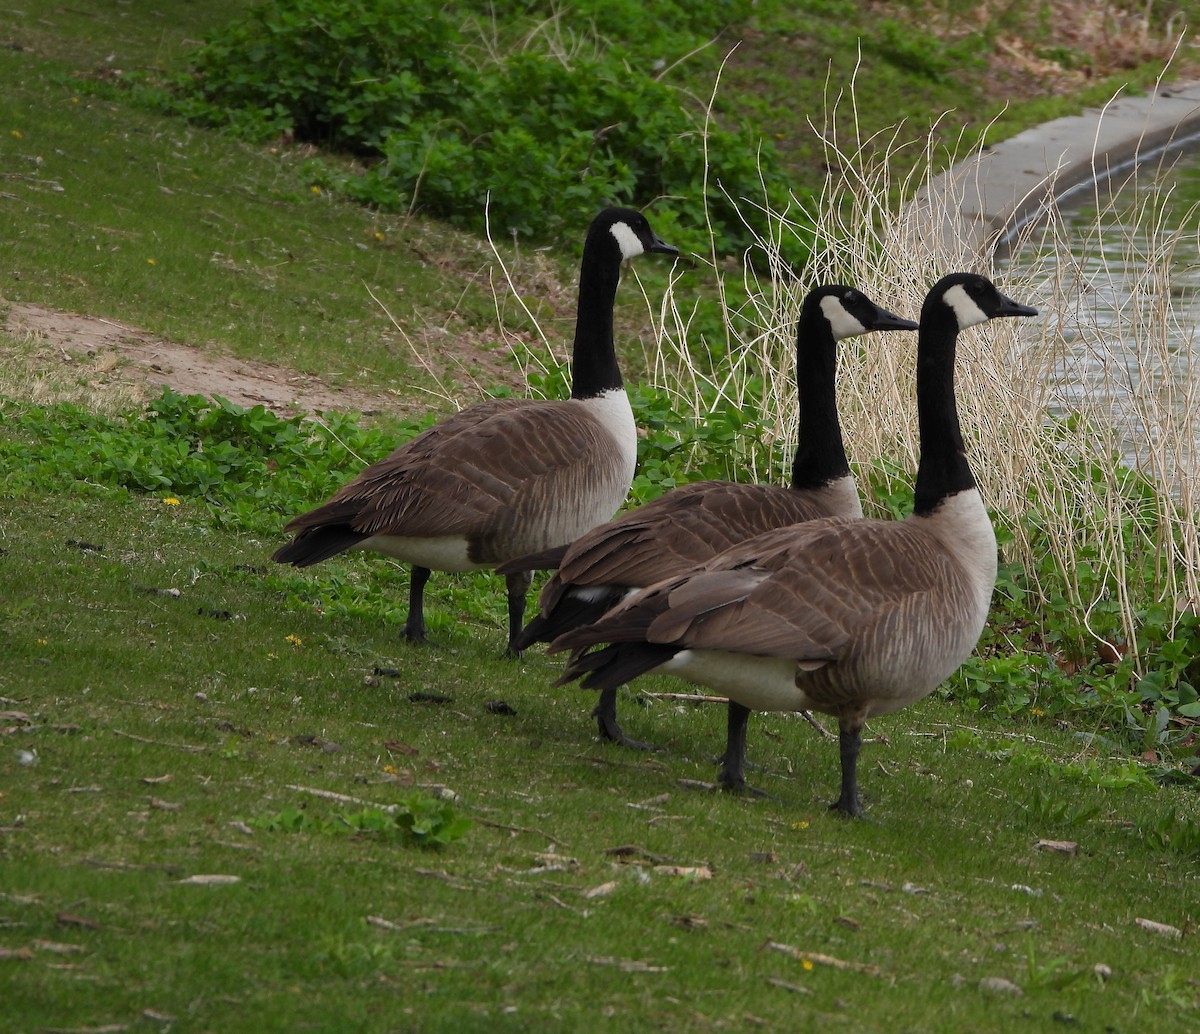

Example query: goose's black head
[588,207,679,263]
[925,272,1038,330]
[806,285,919,341]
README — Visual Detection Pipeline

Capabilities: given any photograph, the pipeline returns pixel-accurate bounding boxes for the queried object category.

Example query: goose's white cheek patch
[609,221,644,260]
[942,283,989,329]
[820,294,868,340]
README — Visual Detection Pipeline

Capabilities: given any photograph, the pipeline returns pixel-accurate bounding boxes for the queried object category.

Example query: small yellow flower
[373,230,385,241]
[791,820,810,831]
[162,496,180,506]
[310,184,321,194]
[147,258,156,265]
[35,638,48,646]
[285,634,303,648]
[1030,707,1045,717]
[802,959,814,971]
[266,651,278,660]
[71,97,80,105]
[11,129,22,138]
[383,763,398,775]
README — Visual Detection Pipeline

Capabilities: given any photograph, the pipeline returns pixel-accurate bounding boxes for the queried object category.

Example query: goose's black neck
[569,238,623,400]
[913,294,975,516]
[790,306,850,491]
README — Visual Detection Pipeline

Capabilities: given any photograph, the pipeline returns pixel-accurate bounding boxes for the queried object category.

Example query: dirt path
[3,299,393,416]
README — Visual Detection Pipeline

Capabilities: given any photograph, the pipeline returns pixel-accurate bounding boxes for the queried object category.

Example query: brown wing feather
[284,400,622,540]
[556,481,837,588]
[663,519,968,659]
[560,517,967,666]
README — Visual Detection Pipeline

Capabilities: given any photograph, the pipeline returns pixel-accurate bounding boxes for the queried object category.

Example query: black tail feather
[271,526,369,567]
[514,586,628,651]
[556,641,680,692]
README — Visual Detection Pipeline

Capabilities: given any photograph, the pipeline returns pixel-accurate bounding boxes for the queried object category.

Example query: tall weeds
[645,93,1200,667]
[1003,153,1200,641]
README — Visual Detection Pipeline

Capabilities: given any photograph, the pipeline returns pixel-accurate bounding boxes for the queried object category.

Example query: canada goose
[549,273,1037,815]
[272,207,678,654]
[499,285,918,767]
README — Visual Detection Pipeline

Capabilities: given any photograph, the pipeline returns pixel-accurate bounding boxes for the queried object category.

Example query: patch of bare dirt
[0,240,609,419]
[917,0,1197,99]
[3,300,408,417]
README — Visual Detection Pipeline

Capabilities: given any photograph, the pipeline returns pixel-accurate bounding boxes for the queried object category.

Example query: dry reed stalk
[647,83,1200,669]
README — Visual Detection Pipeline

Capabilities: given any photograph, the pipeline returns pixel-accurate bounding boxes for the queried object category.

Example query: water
[1001,149,1200,483]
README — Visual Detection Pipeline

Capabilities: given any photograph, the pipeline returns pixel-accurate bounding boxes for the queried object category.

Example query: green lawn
[3,489,1197,1032]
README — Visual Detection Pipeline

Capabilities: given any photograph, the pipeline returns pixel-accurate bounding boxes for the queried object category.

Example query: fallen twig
[541,893,581,913]
[0,946,33,960]
[605,844,673,865]
[367,915,434,932]
[285,784,396,813]
[366,914,499,935]
[640,691,728,704]
[653,864,712,879]
[1036,839,1079,855]
[798,711,835,738]
[112,729,208,753]
[82,858,182,875]
[636,693,834,738]
[474,817,566,846]
[767,977,812,995]
[1134,917,1183,939]
[33,939,85,955]
[585,955,670,973]
[572,753,666,771]
[766,941,884,977]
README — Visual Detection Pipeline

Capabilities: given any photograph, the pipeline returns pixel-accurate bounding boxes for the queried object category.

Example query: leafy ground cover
[2,389,1198,1031]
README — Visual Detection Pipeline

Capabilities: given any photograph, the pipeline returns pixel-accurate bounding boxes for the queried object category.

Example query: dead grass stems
[647,97,1200,668]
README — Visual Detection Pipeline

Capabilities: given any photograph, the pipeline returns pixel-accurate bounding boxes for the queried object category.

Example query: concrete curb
[909,81,1200,260]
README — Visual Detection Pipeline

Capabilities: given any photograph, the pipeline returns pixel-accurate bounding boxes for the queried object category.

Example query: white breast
[357,534,477,572]
[662,649,813,713]
[573,389,637,485]
[921,488,998,619]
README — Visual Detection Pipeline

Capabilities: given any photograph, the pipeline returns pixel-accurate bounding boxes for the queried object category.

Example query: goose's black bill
[648,234,679,256]
[994,294,1038,318]
[870,306,919,332]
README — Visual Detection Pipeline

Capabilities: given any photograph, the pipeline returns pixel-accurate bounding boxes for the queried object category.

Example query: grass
[707,0,1197,195]
[4,3,1200,1031]
[0,50,538,409]
[3,489,1198,1032]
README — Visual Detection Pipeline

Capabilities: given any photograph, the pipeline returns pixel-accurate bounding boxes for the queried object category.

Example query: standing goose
[272,207,678,655]
[499,285,918,773]
[550,272,1037,815]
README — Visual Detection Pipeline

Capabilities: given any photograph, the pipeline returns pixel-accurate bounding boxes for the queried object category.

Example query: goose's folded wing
[620,518,966,663]
[288,402,620,538]
[556,481,834,588]
[643,562,857,661]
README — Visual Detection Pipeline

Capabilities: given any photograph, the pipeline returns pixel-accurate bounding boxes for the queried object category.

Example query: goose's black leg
[718,701,767,797]
[504,571,533,658]
[593,687,655,751]
[718,700,750,791]
[830,723,864,817]
[403,565,432,643]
